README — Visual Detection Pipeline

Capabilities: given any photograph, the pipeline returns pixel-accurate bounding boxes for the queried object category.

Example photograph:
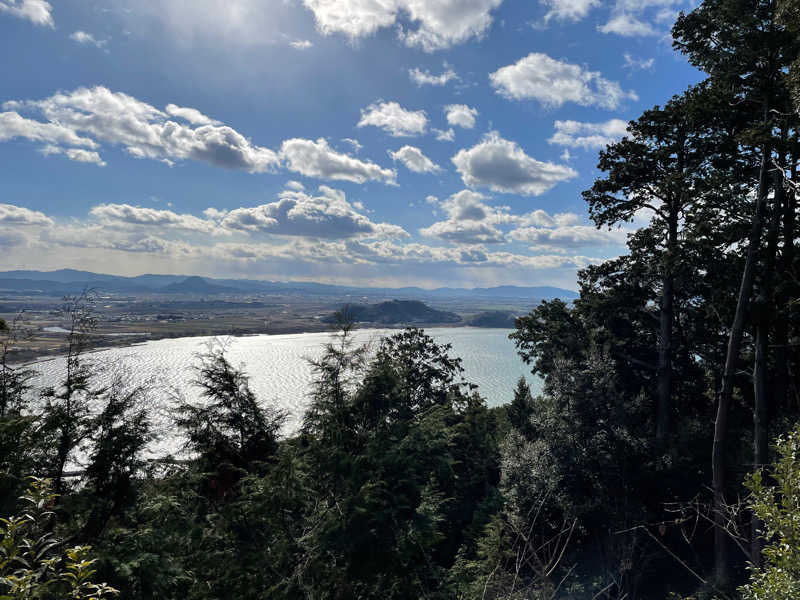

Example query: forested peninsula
[3,0,800,598]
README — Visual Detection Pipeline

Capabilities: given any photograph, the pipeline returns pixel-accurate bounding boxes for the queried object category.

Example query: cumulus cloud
[164,103,221,126]
[451,131,577,196]
[0,0,53,27]
[0,111,97,148]
[599,0,684,37]
[220,185,408,239]
[489,53,637,109]
[421,219,506,244]
[280,138,396,184]
[548,118,629,149]
[409,65,458,86]
[598,13,655,36]
[290,39,313,49]
[302,0,504,51]
[90,203,217,233]
[2,86,280,172]
[357,101,427,137]
[2,202,610,283]
[445,104,478,129]
[39,144,107,166]
[420,190,586,246]
[420,190,507,244]
[540,0,599,23]
[389,145,441,173]
[0,203,53,226]
[510,224,626,250]
[433,127,455,142]
[70,31,108,48]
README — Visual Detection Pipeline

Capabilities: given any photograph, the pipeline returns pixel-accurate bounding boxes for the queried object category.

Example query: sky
[0,0,705,290]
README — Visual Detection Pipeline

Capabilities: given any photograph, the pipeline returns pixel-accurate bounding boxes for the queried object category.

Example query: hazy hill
[324,300,461,325]
[160,276,236,295]
[0,269,578,301]
[466,311,519,328]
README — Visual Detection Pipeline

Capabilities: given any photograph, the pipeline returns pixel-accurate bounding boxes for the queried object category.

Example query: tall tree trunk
[773,160,796,416]
[657,213,678,441]
[713,142,771,585]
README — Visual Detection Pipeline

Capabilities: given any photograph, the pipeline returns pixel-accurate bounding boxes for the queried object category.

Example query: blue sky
[0,0,704,289]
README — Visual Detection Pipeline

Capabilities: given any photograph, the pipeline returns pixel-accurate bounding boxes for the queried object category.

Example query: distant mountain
[466,311,519,328]
[0,269,578,301]
[323,300,461,325]
[160,276,236,295]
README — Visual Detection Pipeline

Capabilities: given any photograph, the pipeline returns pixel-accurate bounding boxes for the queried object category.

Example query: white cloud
[70,31,108,48]
[421,219,506,244]
[285,180,305,191]
[357,101,427,137]
[445,104,478,129]
[290,39,314,49]
[220,185,408,239]
[451,131,577,196]
[302,0,504,51]
[599,0,685,37]
[90,203,217,233]
[0,111,97,148]
[280,137,397,184]
[39,142,107,166]
[421,190,508,244]
[0,0,53,27]
[489,52,638,109]
[0,203,53,226]
[63,148,107,166]
[2,87,280,172]
[433,127,455,142]
[164,103,221,126]
[540,0,599,23]
[420,190,566,245]
[598,13,655,36]
[389,145,442,173]
[409,65,458,86]
[341,138,363,152]
[548,118,629,149]
[510,224,626,250]
[623,53,655,70]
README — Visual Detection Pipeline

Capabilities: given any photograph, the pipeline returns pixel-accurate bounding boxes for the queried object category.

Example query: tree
[0,313,38,511]
[298,327,499,599]
[38,291,102,496]
[673,0,800,582]
[81,372,153,542]
[175,342,286,487]
[584,84,737,442]
[507,377,534,439]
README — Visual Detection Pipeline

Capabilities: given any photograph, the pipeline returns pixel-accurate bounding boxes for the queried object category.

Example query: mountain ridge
[0,269,578,300]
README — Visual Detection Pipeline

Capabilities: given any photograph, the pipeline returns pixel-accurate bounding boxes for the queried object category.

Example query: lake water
[27,327,538,456]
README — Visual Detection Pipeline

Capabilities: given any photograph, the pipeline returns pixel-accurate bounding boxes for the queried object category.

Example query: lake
[27,327,539,456]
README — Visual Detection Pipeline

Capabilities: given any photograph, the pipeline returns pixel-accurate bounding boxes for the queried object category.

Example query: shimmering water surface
[28,327,538,456]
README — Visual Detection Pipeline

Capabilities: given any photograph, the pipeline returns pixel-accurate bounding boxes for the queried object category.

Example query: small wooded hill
[323,300,461,325]
[160,276,236,295]
[465,311,518,328]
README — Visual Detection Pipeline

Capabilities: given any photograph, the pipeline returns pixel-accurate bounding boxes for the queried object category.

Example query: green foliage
[0,478,118,599]
[740,425,800,599]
